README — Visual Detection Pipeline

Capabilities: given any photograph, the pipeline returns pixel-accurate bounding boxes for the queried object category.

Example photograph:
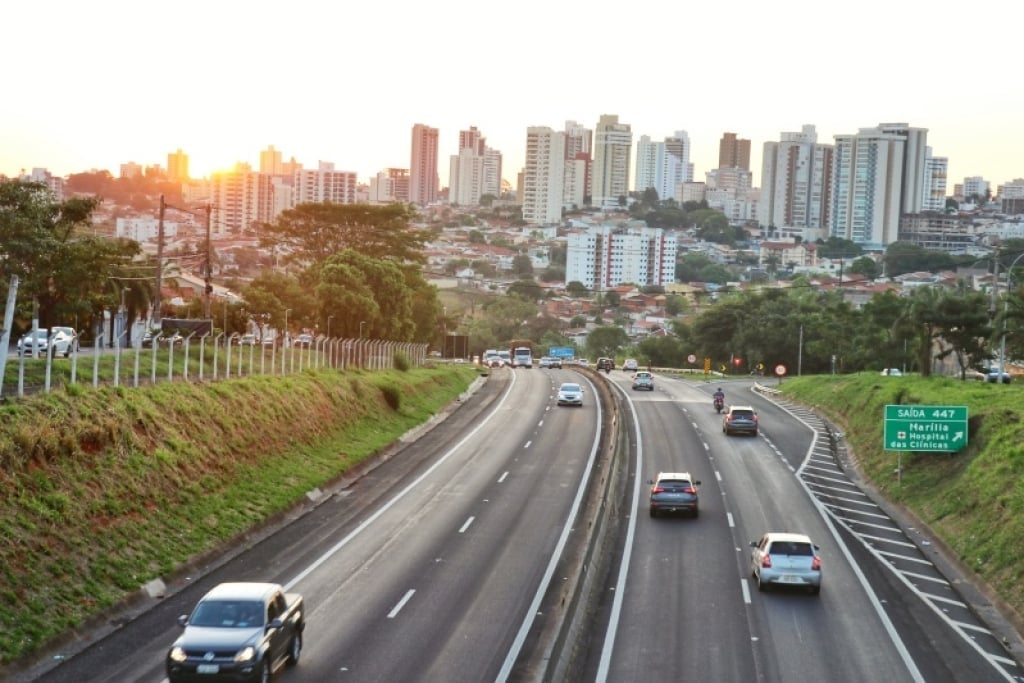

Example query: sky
[4,0,1023,193]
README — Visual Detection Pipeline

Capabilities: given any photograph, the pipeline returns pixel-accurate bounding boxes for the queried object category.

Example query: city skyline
[4,1,1022,192]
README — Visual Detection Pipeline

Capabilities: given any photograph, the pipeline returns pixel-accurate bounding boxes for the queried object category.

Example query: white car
[750,532,822,594]
[556,382,584,407]
[623,358,639,372]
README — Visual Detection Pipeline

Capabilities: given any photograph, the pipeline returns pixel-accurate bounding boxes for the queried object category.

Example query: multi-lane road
[20,366,1024,682]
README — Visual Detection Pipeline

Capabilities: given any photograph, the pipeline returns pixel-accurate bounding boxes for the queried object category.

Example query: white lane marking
[498,471,509,483]
[715,470,723,482]
[459,517,475,534]
[877,550,934,566]
[524,440,532,449]
[283,369,521,589]
[387,589,415,618]
[727,512,735,528]
[900,570,948,586]
[740,579,751,604]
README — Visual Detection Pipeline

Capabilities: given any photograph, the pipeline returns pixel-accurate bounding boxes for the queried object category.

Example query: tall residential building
[410,123,439,206]
[369,168,410,204]
[167,148,189,181]
[210,163,274,235]
[635,131,691,200]
[719,132,751,170]
[563,120,592,207]
[448,126,501,206]
[922,148,948,213]
[590,114,632,210]
[292,162,358,206]
[120,162,143,179]
[260,145,284,176]
[962,176,990,201]
[758,124,833,232]
[522,126,566,226]
[565,222,677,289]
[877,123,928,214]
[830,127,905,246]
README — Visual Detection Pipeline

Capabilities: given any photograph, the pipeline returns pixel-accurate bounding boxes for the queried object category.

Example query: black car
[596,357,615,372]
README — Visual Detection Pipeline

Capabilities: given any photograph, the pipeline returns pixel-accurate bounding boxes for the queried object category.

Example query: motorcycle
[713,396,724,413]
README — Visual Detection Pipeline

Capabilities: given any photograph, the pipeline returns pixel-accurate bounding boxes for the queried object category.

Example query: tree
[315,250,416,341]
[931,290,992,379]
[848,256,881,280]
[512,253,534,278]
[507,279,543,301]
[586,325,629,359]
[565,281,588,297]
[258,202,431,266]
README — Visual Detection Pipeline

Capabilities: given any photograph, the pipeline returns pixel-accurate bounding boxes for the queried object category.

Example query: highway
[26,366,605,682]
[579,370,1020,683]
[21,367,1023,683]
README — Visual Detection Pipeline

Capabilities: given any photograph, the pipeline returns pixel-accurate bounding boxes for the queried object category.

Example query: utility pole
[204,203,213,319]
[153,195,165,327]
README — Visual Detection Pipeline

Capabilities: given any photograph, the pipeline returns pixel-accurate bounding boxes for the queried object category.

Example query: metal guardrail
[1,336,429,399]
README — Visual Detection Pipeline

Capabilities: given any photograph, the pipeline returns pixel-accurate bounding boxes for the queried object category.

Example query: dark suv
[649,472,700,518]
[596,357,615,372]
[723,405,758,436]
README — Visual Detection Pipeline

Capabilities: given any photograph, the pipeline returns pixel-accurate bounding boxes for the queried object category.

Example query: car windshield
[190,600,264,627]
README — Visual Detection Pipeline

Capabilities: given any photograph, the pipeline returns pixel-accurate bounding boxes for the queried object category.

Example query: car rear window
[732,410,754,418]
[659,480,691,490]
[769,541,813,556]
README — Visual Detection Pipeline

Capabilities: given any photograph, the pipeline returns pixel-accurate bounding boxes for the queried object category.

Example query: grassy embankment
[778,372,1024,627]
[0,362,479,668]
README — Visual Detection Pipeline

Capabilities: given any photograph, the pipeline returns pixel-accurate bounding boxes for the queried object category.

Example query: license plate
[196,664,220,674]
[779,575,802,584]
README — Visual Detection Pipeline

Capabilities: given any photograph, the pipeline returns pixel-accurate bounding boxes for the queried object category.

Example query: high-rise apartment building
[369,168,410,204]
[590,115,632,210]
[522,127,566,226]
[448,126,501,206]
[635,131,691,200]
[830,127,905,245]
[565,223,677,289]
[410,124,439,206]
[167,149,189,181]
[210,163,274,235]
[922,148,948,213]
[293,162,358,206]
[719,132,751,170]
[260,145,284,176]
[563,120,592,208]
[758,125,833,232]
[877,123,928,214]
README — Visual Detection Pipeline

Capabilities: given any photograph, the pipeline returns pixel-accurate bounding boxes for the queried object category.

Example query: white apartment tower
[167,148,189,181]
[565,223,677,289]
[522,126,566,226]
[410,124,439,206]
[563,120,592,208]
[590,114,632,210]
[448,126,502,205]
[830,127,905,246]
[635,132,689,201]
[877,123,928,215]
[758,125,833,231]
[293,162,358,206]
[923,148,948,212]
[210,163,274,235]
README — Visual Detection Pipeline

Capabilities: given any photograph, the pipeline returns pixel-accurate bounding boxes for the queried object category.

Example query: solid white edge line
[459,517,475,534]
[283,370,521,591]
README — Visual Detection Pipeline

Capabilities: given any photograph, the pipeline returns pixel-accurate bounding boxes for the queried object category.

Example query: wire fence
[0,333,429,399]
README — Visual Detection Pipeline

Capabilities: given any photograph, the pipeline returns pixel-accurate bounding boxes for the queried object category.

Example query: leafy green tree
[848,256,881,280]
[566,281,588,297]
[512,253,534,278]
[884,241,957,277]
[665,294,688,316]
[931,290,992,379]
[816,236,862,260]
[259,202,431,266]
[315,250,415,341]
[507,279,543,301]
[586,325,629,359]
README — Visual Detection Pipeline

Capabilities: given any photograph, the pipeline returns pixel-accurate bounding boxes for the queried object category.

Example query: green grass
[779,372,1024,625]
[0,363,478,668]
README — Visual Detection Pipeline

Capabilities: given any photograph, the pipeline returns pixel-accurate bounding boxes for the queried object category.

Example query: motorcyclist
[712,388,725,409]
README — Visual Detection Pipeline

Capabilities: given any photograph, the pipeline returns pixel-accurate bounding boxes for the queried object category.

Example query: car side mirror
[268,617,284,630]
[177,615,189,627]
[749,541,758,548]
[693,480,701,486]
[646,479,654,485]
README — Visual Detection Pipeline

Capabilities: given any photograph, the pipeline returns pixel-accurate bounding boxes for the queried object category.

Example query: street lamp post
[359,320,366,339]
[327,315,334,339]
[284,308,291,346]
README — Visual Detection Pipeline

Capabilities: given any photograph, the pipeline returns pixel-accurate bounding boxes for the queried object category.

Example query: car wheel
[258,659,270,683]
[757,575,766,592]
[287,631,302,665]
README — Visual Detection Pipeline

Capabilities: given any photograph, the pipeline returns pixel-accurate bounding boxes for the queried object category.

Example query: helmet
[717,388,722,392]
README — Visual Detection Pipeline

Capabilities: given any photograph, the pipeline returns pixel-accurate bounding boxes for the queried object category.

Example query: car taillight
[652,486,665,494]
[811,556,821,571]
[682,487,695,494]
[761,554,772,568]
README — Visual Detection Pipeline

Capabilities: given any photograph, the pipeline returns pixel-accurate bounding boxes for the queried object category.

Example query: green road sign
[884,405,968,452]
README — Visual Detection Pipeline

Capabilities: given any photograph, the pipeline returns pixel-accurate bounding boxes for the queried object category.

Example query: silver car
[556,382,584,407]
[750,532,822,594]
